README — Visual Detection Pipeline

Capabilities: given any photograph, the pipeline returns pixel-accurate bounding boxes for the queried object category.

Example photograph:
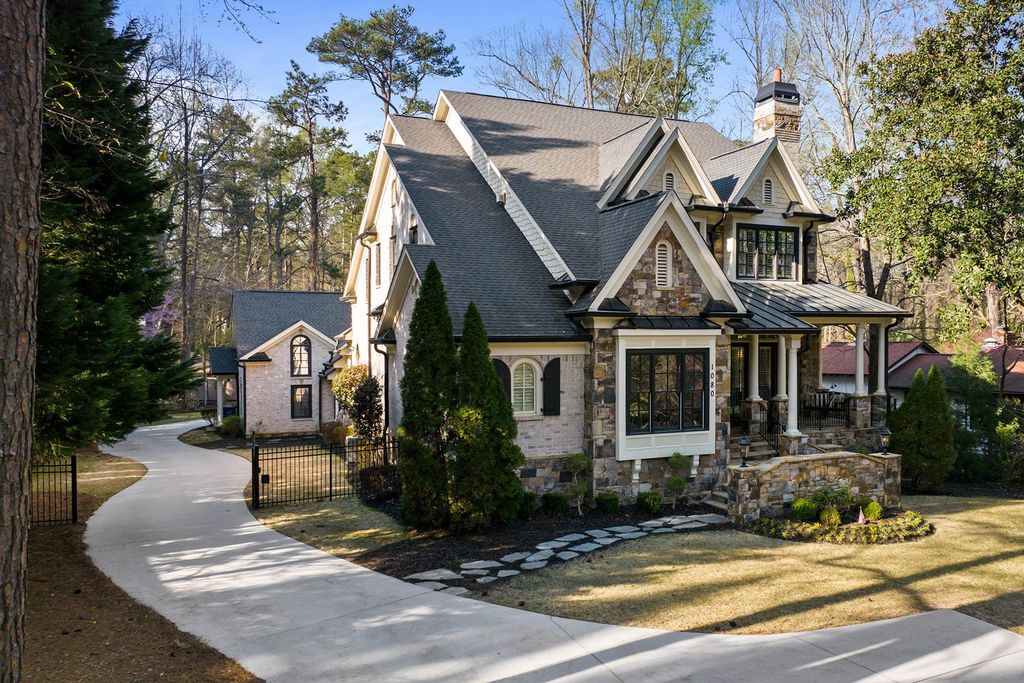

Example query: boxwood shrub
[791,497,818,522]
[863,501,884,521]
[636,491,662,515]
[748,510,933,545]
[541,491,570,516]
[595,491,620,514]
[819,506,842,528]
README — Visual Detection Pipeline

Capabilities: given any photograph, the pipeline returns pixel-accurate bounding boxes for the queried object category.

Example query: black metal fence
[31,454,78,524]
[799,392,852,430]
[763,405,782,454]
[251,435,399,509]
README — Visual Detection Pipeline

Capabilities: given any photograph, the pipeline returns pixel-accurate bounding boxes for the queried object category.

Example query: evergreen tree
[398,260,457,528]
[890,366,957,491]
[449,304,524,531]
[35,0,197,457]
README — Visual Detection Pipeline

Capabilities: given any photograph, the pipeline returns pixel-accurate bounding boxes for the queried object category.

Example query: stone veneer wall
[616,224,709,316]
[726,451,901,522]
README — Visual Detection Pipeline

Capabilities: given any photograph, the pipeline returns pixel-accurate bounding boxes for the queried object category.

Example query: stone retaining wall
[726,451,901,522]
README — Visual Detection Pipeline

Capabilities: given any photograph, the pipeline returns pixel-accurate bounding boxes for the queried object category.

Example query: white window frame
[655,239,673,289]
[510,359,540,415]
[762,178,773,205]
[663,170,676,193]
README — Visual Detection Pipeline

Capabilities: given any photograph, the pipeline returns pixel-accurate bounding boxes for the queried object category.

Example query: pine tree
[34,0,197,457]
[449,303,524,531]
[398,260,457,528]
[889,369,926,488]
[890,365,958,491]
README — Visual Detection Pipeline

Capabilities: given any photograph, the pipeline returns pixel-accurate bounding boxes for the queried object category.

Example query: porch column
[786,335,801,436]
[775,335,787,399]
[216,378,224,424]
[854,324,867,396]
[748,334,761,401]
[875,324,887,395]
[817,333,826,390]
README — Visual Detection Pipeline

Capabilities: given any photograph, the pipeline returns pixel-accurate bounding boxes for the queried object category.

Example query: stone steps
[702,489,729,513]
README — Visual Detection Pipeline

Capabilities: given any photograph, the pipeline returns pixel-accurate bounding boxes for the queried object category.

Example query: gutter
[373,343,390,431]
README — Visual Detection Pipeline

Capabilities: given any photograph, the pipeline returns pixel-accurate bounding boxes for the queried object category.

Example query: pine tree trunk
[0,2,45,679]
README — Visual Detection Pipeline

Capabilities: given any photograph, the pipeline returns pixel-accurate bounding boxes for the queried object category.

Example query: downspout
[357,232,374,376]
[373,343,390,432]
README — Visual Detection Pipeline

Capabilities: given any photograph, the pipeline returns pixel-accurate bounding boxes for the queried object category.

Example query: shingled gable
[230,290,350,356]
[585,192,744,314]
[621,127,721,204]
[718,136,820,211]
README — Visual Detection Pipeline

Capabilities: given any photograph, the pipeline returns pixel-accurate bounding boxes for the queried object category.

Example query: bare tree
[564,0,599,107]
[472,26,582,104]
[0,2,44,678]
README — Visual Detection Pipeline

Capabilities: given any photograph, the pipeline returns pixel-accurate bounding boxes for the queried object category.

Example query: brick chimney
[752,68,802,163]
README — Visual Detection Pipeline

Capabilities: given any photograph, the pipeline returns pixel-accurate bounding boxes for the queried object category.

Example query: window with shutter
[492,359,511,400]
[511,361,538,414]
[542,358,561,415]
[655,240,672,288]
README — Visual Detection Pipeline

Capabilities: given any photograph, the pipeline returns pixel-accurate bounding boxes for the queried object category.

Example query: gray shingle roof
[731,281,909,333]
[387,116,582,339]
[231,290,350,356]
[208,346,237,375]
[703,139,772,203]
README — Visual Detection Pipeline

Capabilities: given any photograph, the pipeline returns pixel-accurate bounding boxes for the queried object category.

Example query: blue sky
[116,0,751,152]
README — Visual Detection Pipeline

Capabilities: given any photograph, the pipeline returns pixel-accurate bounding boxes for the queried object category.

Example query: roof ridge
[444,89,657,122]
[707,138,771,161]
[598,191,665,213]
[601,120,655,145]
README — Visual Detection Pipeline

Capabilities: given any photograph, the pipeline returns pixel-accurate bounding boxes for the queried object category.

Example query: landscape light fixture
[739,436,750,468]
[878,426,892,454]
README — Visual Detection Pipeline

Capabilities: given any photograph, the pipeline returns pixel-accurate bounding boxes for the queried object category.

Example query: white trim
[588,194,745,314]
[597,118,665,209]
[491,342,588,355]
[663,170,676,193]
[510,358,541,415]
[377,249,422,333]
[731,138,820,212]
[625,129,720,203]
[614,333,719,461]
[655,239,672,288]
[239,321,335,361]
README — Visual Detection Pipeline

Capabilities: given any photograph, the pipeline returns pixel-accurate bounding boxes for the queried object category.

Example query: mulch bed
[354,500,717,589]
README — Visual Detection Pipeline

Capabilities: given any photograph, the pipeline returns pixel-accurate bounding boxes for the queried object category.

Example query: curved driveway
[87,422,1024,682]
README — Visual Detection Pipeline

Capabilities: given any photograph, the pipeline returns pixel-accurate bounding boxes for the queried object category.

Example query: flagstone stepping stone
[652,527,676,534]
[477,576,497,584]
[405,568,462,582]
[556,551,579,561]
[585,529,611,538]
[555,533,588,542]
[618,531,648,540]
[441,586,469,596]
[639,520,665,527]
[658,516,691,525]
[674,521,708,530]
[497,569,520,578]
[690,513,728,524]
[606,525,639,533]
[536,540,570,550]
[525,550,554,562]
[594,537,620,545]
[520,561,548,570]
[461,569,489,576]
[414,581,448,590]
[500,551,532,563]
[568,542,601,552]
[461,560,504,570]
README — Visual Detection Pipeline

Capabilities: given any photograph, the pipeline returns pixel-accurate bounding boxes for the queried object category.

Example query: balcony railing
[799,391,851,430]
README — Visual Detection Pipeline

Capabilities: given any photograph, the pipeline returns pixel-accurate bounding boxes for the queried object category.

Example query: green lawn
[480,495,1024,636]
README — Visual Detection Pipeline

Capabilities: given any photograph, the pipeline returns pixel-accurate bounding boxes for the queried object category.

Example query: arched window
[663,171,676,193]
[655,240,672,288]
[511,360,539,414]
[290,335,311,376]
[762,177,773,205]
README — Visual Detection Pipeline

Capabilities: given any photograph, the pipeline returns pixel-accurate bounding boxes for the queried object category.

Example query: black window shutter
[492,359,511,400]
[542,358,561,416]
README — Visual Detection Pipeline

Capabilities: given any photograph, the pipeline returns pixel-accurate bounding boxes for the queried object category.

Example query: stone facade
[615,224,710,316]
[726,451,902,522]
[242,327,334,435]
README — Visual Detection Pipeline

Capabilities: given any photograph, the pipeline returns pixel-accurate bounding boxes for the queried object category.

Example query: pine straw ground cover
[25,450,260,683]
[479,495,1024,636]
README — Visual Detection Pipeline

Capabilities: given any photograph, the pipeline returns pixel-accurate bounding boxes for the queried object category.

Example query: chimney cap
[754,77,801,106]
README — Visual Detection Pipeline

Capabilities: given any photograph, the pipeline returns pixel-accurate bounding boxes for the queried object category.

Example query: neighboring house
[821,341,938,395]
[341,72,910,505]
[888,343,1024,407]
[208,290,350,435]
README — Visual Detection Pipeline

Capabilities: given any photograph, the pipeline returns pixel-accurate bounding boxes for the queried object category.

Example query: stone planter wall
[726,451,901,523]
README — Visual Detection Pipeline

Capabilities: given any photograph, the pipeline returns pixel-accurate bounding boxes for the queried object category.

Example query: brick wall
[243,330,334,434]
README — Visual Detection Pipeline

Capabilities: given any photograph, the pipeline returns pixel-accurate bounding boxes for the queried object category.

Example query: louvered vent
[656,241,671,288]
[763,178,773,205]
[664,171,675,193]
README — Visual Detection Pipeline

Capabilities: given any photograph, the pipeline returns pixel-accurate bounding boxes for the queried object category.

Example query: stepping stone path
[401,512,728,593]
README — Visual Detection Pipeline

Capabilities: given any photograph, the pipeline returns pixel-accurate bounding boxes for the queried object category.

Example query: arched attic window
[762,177,773,205]
[655,240,672,288]
[663,171,676,193]
[291,335,311,376]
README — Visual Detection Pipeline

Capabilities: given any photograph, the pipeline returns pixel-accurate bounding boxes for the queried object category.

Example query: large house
[340,73,909,509]
[209,290,350,435]
[821,340,938,396]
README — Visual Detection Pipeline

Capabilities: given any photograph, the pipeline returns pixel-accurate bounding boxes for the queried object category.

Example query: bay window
[627,349,709,434]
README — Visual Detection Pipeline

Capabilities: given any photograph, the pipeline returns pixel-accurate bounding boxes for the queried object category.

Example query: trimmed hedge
[748,510,934,545]
[791,497,818,522]
[636,491,662,515]
[595,492,620,514]
[541,491,570,516]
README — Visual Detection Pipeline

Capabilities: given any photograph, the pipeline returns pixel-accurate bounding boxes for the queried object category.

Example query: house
[208,290,350,435]
[340,71,910,512]
[820,340,937,395]
[888,343,1024,407]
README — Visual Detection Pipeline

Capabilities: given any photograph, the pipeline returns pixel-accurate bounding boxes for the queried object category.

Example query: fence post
[328,442,335,501]
[70,453,79,524]
[252,445,260,509]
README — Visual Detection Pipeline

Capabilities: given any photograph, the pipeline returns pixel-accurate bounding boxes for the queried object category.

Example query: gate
[31,454,78,524]
[251,435,398,509]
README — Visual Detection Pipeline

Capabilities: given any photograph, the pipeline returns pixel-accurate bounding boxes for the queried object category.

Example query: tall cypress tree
[449,303,524,531]
[398,260,457,528]
[890,366,957,491]
[34,0,196,457]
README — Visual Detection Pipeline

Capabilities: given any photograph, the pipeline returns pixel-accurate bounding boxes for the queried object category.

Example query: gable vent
[664,171,676,193]
[496,188,507,205]
[655,240,672,288]
[762,178,773,205]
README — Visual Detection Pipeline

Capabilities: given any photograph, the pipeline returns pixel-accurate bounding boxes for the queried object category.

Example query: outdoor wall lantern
[878,426,892,455]
[739,436,750,468]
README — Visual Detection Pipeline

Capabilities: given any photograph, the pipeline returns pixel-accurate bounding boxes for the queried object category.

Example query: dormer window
[663,171,676,193]
[290,335,311,376]
[737,225,797,280]
[655,240,672,288]
[762,178,773,205]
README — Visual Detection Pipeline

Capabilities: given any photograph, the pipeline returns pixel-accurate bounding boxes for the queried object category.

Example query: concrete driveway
[87,421,1024,682]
